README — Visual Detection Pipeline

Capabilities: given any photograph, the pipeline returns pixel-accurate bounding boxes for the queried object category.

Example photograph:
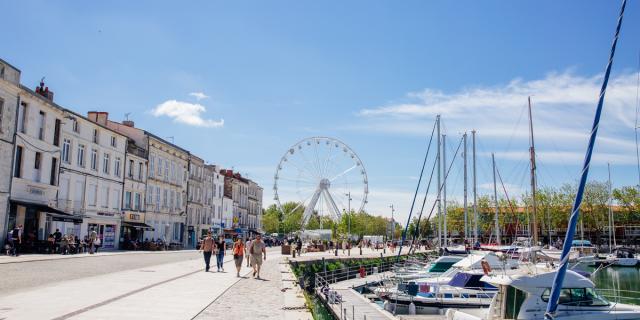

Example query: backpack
[12,228,19,239]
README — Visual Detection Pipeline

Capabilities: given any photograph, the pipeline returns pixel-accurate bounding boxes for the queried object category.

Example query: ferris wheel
[273,137,368,227]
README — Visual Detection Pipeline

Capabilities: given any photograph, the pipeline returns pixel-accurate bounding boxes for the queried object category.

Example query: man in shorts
[250,234,266,279]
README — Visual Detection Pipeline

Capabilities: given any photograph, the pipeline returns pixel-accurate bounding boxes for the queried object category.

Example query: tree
[262,204,281,234]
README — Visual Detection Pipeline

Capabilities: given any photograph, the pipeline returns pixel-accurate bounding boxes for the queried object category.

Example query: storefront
[120,212,154,249]
[84,211,121,250]
[7,200,82,252]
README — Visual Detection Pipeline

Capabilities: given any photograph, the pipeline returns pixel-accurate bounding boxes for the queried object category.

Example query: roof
[0,57,21,72]
[144,130,190,154]
[481,270,594,292]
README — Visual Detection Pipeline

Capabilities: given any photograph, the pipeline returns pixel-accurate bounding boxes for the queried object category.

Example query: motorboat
[605,247,640,267]
[445,270,640,320]
[392,255,463,282]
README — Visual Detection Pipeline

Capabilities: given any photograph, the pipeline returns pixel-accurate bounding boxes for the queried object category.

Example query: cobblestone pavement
[194,254,286,319]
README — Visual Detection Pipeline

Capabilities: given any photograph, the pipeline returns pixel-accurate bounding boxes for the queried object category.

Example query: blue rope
[545,0,626,317]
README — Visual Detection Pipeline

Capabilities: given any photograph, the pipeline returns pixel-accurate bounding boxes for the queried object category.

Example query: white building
[206,164,224,234]
[146,133,188,245]
[0,59,20,246]
[222,196,233,235]
[57,111,127,250]
[9,79,67,243]
[186,154,204,248]
[248,180,263,233]
[87,112,153,247]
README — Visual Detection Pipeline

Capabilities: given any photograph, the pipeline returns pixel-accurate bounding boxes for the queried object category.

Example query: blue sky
[3,1,640,224]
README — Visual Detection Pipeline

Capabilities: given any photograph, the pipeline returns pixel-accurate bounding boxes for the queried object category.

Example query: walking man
[9,225,22,256]
[216,235,226,272]
[88,228,98,254]
[201,232,216,272]
[250,234,266,279]
[245,237,253,267]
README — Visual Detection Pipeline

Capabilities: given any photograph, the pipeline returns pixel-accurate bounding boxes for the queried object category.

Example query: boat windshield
[541,288,609,306]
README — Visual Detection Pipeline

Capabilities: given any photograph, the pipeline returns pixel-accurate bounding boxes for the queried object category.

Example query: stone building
[205,164,224,235]
[0,59,20,246]
[186,154,204,248]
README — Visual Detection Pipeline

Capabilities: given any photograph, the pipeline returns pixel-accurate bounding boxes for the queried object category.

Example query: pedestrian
[200,232,215,272]
[296,237,303,256]
[88,229,98,254]
[245,237,253,267]
[232,237,245,277]
[250,234,266,279]
[9,225,22,256]
[216,235,226,272]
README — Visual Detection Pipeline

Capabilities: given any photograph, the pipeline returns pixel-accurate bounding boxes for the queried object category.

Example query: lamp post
[345,192,352,256]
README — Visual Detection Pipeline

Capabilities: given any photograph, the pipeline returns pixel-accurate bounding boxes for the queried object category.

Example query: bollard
[292,248,296,258]
[344,308,347,320]
[340,302,343,319]
[352,305,355,320]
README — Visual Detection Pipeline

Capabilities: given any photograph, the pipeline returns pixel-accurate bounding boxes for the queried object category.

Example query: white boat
[605,247,640,267]
[393,256,464,281]
[445,270,640,320]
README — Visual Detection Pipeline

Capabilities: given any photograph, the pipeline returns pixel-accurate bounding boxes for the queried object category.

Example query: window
[163,189,168,208]
[34,152,41,170]
[77,144,85,167]
[170,190,175,209]
[164,161,169,180]
[93,129,99,143]
[0,98,4,133]
[88,184,97,206]
[138,162,143,180]
[171,162,175,181]
[173,222,181,241]
[62,139,71,163]
[72,119,79,133]
[147,186,154,205]
[125,191,132,209]
[114,157,121,177]
[110,136,117,147]
[155,187,160,208]
[541,288,609,306]
[18,102,26,134]
[149,155,155,177]
[90,149,98,170]
[135,193,141,210]
[37,111,45,140]
[50,158,57,185]
[157,158,163,176]
[177,193,182,210]
[113,191,120,210]
[101,186,109,208]
[128,159,134,178]
[53,119,61,146]
[14,146,23,177]
[103,153,110,174]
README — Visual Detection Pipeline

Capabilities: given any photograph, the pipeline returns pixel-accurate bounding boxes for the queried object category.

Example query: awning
[122,221,155,231]
[49,212,83,224]
[11,199,69,215]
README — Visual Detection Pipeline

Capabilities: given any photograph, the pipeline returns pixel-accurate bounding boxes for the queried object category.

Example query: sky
[3,1,640,225]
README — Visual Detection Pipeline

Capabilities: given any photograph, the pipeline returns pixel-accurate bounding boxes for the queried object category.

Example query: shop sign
[98,212,115,217]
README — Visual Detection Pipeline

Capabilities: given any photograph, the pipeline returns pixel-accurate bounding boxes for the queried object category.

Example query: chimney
[87,111,108,126]
[35,77,54,101]
[122,120,135,127]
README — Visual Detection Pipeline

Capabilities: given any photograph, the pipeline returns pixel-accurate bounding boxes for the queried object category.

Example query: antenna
[125,112,131,121]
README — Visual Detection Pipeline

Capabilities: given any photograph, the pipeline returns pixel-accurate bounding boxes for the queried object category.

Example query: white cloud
[151,100,224,128]
[189,92,209,101]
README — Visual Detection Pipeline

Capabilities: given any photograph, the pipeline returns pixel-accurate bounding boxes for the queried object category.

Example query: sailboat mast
[463,132,468,242]
[473,130,478,243]
[492,153,501,246]
[528,96,539,245]
[437,115,442,246]
[443,134,448,247]
[608,163,615,251]
[546,0,627,316]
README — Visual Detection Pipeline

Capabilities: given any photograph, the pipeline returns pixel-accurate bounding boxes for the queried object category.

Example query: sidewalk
[0,249,198,264]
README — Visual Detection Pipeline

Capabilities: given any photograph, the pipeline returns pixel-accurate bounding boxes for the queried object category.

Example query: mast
[608,163,615,252]
[437,116,442,247]
[492,153,501,246]
[546,0,626,316]
[528,96,539,245]
[443,134,448,247]
[472,130,478,243]
[463,132,468,242]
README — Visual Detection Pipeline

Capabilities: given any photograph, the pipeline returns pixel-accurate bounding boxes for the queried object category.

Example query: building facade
[0,59,20,247]
[222,196,233,236]
[9,80,65,243]
[87,112,153,248]
[206,164,224,235]
[146,134,188,244]
[57,111,127,250]
[186,154,204,248]
[247,180,263,233]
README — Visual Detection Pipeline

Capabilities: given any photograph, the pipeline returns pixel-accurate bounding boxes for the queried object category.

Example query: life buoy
[359,266,366,278]
[481,260,491,275]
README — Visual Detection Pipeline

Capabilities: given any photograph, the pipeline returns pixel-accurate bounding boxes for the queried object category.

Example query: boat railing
[594,288,640,305]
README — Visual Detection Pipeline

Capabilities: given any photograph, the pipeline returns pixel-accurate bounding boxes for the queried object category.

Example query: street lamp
[345,192,352,256]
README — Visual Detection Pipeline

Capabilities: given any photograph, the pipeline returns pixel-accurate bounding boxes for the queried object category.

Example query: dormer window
[111,136,117,147]
[73,119,79,133]
[93,129,99,143]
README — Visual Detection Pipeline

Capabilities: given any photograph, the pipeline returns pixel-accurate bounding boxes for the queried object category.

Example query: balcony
[55,199,85,215]
[127,143,147,159]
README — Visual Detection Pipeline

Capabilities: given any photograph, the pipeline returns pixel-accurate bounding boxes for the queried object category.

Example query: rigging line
[496,165,519,233]
[396,117,438,242]
[635,49,640,188]
[399,134,464,258]
[411,144,440,244]
[504,102,528,154]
